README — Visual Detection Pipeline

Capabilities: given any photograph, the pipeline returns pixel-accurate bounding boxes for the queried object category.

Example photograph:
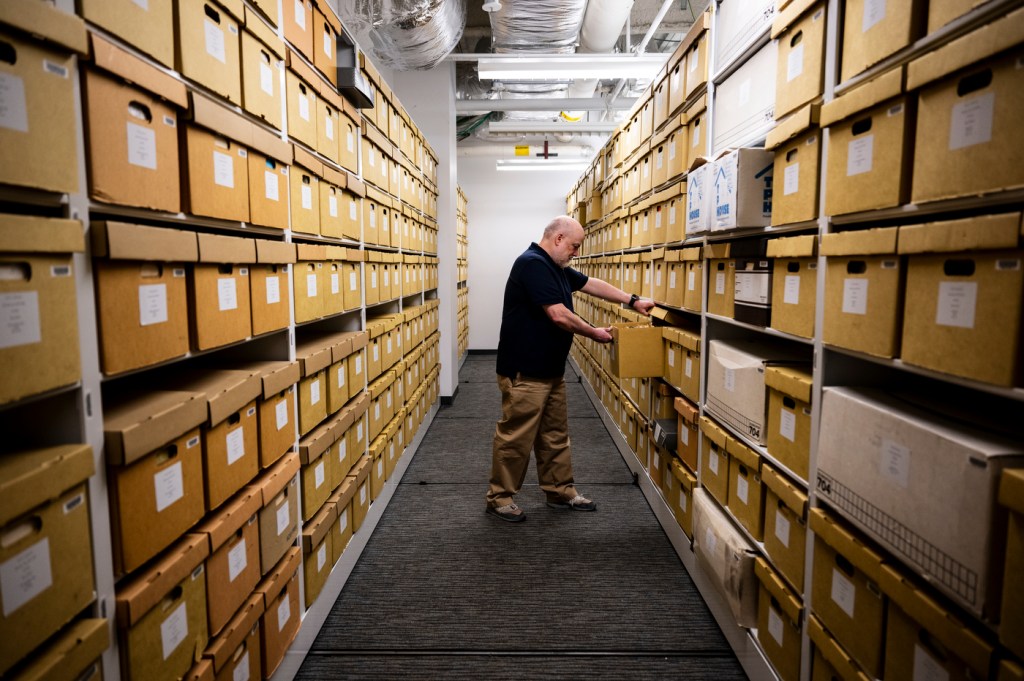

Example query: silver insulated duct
[340,0,468,70]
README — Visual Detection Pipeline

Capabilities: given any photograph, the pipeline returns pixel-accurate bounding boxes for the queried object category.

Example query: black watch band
[628,294,640,308]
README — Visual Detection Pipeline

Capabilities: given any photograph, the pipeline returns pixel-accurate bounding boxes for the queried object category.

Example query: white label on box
[337,365,346,389]
[783,275,801,305]
[936,281,977,328]
[339,509,348,532]
[294,0,306,29]
[653,452,661,471]
[371,271,378,288]
[669,145,676,161]
[780,408,797,442]
[276,503,290,535]
[384,270,390,287]
[307,273,318,297]
[668,348,676,367]
[277,595,291,632]
[689,49,699,73]
[387,337,393,354]
[138,283,168,327]
[0,291,41,349]
[204,20,227,63]
[310,378,321,405]
[329,194,338,217]
[338,439,346,462]
[768,606,785,645]
[847,135,874,176]
[374,402,380,420]
[347,131,355,153]
[226,426,245,465]
[0,73,29,133]
[359,484,367,504]
[685,356,693,378]
[688,269,696,291]
[326,115,334,140]
[275,399,289,430]
[227,539,247,582]
[738,79,751,106]
[132,0,149,9]
[842,278,869,315]
[715,272,726,295]
[126,121,158,170]
[787,43,804,82]
[704,527,717,554]
[324,31,333,57]
[863,0,886,32]
[355,356,362,374]
[370,211,376,228]
[218,277,238,311]
[913,643,950,681]
[260,61,274,95]
[317,542,327,571]
[350,272,358,290]
[377,458,384,477]
[0,538,52,617]
[656,152,664,170]
[880,438,911,489]
[233,651,250,681]
[299,93,310,121]
[831,569,856,618]
[784,162,800,196]
[188,436,199,449]
[692,121,701,146]
[213,150,235,187]
[736,475,749,504]
[950,92,994,150]
[679,489,688,512]
[315,460,325,488]
[708,449,719,474]
[724,368,736,393]
[154,461,184,512]
[331,273,340,295]
[266,275,281,304]
[160,602,188,660]
[265,170,279,201]
[775,510,791,547]
[301,184,313,210]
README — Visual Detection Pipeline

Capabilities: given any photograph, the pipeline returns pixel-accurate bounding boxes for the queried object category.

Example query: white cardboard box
[712,148,775,231]
[686,159,712,235]
[715,0,777,70]
[712,40,778,152]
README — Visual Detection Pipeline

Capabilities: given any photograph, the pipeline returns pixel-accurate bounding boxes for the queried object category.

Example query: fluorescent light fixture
[477,54,669,81]
[488,121,618,133]
[496,158,590,172]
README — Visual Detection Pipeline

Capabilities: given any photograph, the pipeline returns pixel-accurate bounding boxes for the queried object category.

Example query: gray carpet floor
[297,353,747,680]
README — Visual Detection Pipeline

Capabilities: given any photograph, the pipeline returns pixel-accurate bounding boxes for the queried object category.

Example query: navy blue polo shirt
[496,242,589,379]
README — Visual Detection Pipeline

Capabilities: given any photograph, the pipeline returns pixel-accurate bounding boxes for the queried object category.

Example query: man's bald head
[539,215,585,267]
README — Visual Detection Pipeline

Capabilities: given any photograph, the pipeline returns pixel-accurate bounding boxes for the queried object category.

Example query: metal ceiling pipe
[567,0,636,100]
[339,0,468,70]
[456,96,637,113]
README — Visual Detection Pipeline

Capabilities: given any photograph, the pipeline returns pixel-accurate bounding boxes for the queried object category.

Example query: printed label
[227,539,247,582]
[880,438,910,489]
[324,31,333,57]
[138,283,169,327]
[205,20,226,63]
[317,542,327,571]
[306,273,318,298]
[213,150,235,188]
[339,510,348,532]
[736,475,749,504]
[226,426,245,465]
[679,489,687,513]
[784,162,799,196]
[685,357,693,378]
[315,461,325,488]
[277,596,291,632]
[787,43,804,82]
[275,399,289,430]
[0,72,29,132]
[295,0,306,29]
[338,439,347,462]
[914,644,950,681]
[329,195,338,217]
[708,449,719,475]
[154,461,184,512]
[265,170,279,201]
[936,281,977,328]
[724,368,736,392]
[276,503,290,535]
[160,603,188,660]
[266,275,281,305]
[847,135,874,176]
[218,278,238,311]
[0,538,53,617]
[326,114,334,140]
[299,93,310,121]
[0,291,41,350]
[347,131,355,153]
[359,484,367,504]
[668,348,676,367]
[780,408,796,442]
[783,275,800,305]
[688,269,696,291]
[330,272,340,295]
[127,122,158,170]
[350,272,358,290]
[768,607,785,645]
[715,272,726,295]
[950,92,994,150]
[349,200,357,220]
[774,510,791,547]
[689,49,699,73]
[831,569,856,618]
[233,651,250,681]
[310,378,321,405]
[863,0,886,32]
[301,184,313,210]
[842,278,869,315]
[260,61,274,95]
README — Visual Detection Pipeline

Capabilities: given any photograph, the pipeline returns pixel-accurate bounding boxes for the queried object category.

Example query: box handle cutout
[156,444,179,465]
[218,264,233,275]
[846,260,867,274]
[299,82,307,95]
[957,69,993,97]
[790,31,803,47]
[716,262,725,271]
[0,41,15,65]
[786,148,798,162]
[1,516,41,549]
[214,137,231,150]
[161,585,184,610]
[228,411,241,425]
[943,259,975,277]
[0,262,30,282]
[787,261,800,273]
[783,396,797,409]
[128,101,153,123]
[265,159,277,170]
[834,552,855,577]
[139,263,163,279]
[851,117,873,136]
[204,4,221,23]
[261,50,271,65]
[231,642,247,663]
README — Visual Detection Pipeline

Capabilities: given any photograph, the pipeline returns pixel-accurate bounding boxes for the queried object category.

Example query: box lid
[650,306,693,327]
[350,454,371,484]
[255,239,296,265]
[349,330,369,353]
[765,365,813,403]
[766,103,820,150]
[243,7,284,58]
[103,389,207,465]
[286,47,320,89]
[0,215,84,254]
[293,145,324,177]
[116,534,209,626]
[0,444,94,526]
[680,8,710,53]
[346,173,366,197]
[671,459,698,490]
[192,487,262,552]
[301,497,337,553]
[91,221,197,261]
[684,94,708,122]
[767,234,817,258]
[754,557,803,623]
[808,508,884,583]
[673,396,699,424]
[898,213,1022,255]
[298,416,339,465]
[197,233,258,264]
[295,338,334,375]
[252,451,299,506]
[255,545,300,608]
[771,0,823,38]
[727,438,761,470]
[699,415,730,450]
[999,469,1024,514]
[0,0,87,54]
[296,244,327,262]
[821,68,904,127]
[807,614,873,681]
[90,34,188,108]
[231,360,299,399]
[762,464,807,517]
[820,226,898,256]
[681,246,703,261]
[12,618,109,681]
[170,369,263,426]
[329,475,357,509]
[250,124,292,164]
[190,91,252,146]
[204,592,263,673]
[705,242,732,259]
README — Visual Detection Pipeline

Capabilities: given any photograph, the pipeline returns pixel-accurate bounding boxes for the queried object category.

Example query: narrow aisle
[297,354,748,680]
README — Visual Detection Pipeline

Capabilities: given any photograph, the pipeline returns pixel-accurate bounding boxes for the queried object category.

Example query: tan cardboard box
[350,455,371,532]
[840,0,924,83]
[821,227,903,357]
[290,148,322,236]
[285,66,318,149]
[807,614,873,681]
[999,469,1024,658]
[241,9,285,130]
[370,437,387,501]
[103,387,207,465]
[670,459,697,539]
[301,501,336,609]
[92,221,195,375]
[880,564,994,681]
[683,12,710,100]
[0,216,83,402]
[81,0,173,66]
[282,0,314,61]
[247,129,292,229]
[82,41,185,212]
[182,124,251,222]
[682,247,703,312]
[293,244,326,324]
[256,548,300,678]
[693,489,758,627]
[117,536,209,681]
[319,171,345,239]
[329,476,358,564]
[768,235,817,338]
[232,360,299,469]
[767,103,821,226]
[191,489,261,636]
[203,593,263,681]
[899,213,1024,386]
[727,439,765,541]
[927,0,987,34]
[818,386,1024,619]
[765,365,813,482]
[249,0,278,25]
[298,422,335,521]
[673,397,699,473]
[323,250,348,318]
[664,251,685,308]
[316,88,342,166]
[6,618,108,681]
[296,337,332,435]
[250,240,295,336]
[190,234,255,350]
[609,323,665,378]
[762,464,807,592]
[706,243,737,317]
[809,508,886,678]
[313,6,340,85]
[340,175,364,241]
[0,445,94,675]
[772,0,826,120]
[699,416,731,507]
[822,70,913,215]
[755,557,803,681]
[175,0,243,103]
[251,452,299,575]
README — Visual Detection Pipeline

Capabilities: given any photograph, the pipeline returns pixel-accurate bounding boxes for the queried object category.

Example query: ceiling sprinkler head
[482,0,502,12]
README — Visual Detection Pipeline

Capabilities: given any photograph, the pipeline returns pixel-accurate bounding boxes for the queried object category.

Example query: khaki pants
[487,373,578,507]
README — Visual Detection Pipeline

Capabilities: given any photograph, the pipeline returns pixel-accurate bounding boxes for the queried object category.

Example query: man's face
[553,227,584,267]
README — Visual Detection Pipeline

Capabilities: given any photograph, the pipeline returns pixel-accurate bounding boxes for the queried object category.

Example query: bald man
[486,216,655,522]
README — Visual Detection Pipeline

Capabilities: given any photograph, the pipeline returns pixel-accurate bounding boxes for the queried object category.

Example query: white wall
[457,157,583,350]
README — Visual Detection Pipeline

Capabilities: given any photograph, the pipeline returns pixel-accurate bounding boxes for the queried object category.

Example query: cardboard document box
[762,464,808,592]
[313,6,340,85]
[285,65,318,149]
[682,247,703,312]
[712,41,778,152]
[0,215,83,403]
[329,477,358,565]
[282,0,314,62]
[251,452,299,575]
[256,548,300,678]
[699,416,732,507]
[81,0,173,66]
[768,235,817,338]
[674,397,699,473]
[767,104,821,226]
[316,87,342,165]
[240,9,285,130]
[727,438,766,541]
[899,213,1023,386]
[319,169,346,239]
[670,459,698,539]
[182,127,251,223]
[817,386,1024,619]
[247,129,292,230]
[301,502,336,609]
[999,469,1024,658]
[715,0,774,68]
[250,240,295,336]
[175,0,243,105]
[755,558,804,681]
[117,536,210,681]
[711,148,774,232]
[203,593,263,681]
[807,614,873,681]
[839,0,924,83]
[693,489,758,628]
[707,244,737,318]
[7,617,108,681]
[340,174,364,242]
[609,323,665,378]
[350,455,371,532]
[685,158,712,235]
[734,250,773,327]
[765,364,813,482]
[0,445,94,675]
[232,359,299,469]
[293,244,326,324]
[682,11,710,100]
[190,234,255,350]
[772,0,826,120]
[290,147,322,236]
[298,417,337,521]
[295,337,332,435]
[821,227,903,358]
[323,248,349,317]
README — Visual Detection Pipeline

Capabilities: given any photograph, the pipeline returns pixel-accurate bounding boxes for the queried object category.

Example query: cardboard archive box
[706,242,737,318]
[609,323,665,378]
[755,557,803,681]
[317,85,342,165]
[81,0,173,66]
[301,501,336,609]
[250,240,295,336]
[762,464,808,592]
[250,452,299,575]
[699,415,732,507]
[693,489,759,627]
[295,336,332,435]
[298,415,337,521]
[670,459,698,539]
[182,94,252,222]
[767,235,817,339]
[712,41,777,152]
[103,388,207,574]
[322,248,348,318]
[817,386,1024,619]
[339,173,365,243]
[282,0,313,60]
[5,618,108,681]
[313,6,340,84]
[293,244,325,324]
[319,168,346,239]
[190,233,255,350]
[898,213,1023,386]
[116,536,210,681]
[821,226,903,357]
[685,157,712,235]
[0,445,95,675]
[83,36,187,212]
[240,7,285,130]
[0,4,85,194]
[766,103,821,226]
[349,455,372,532]
[0,215,83,403]
[999,469,1024,658]
[175,0,243,105]
[246,126,293,230]
[839,0,924,83]
[329,475,358,565]
[822,69,914,215]
[284,57,318,149]
[682,247,703,312]
[190,488,261,636]
[681,10,710,100]
[908,10,1024,203]
[772,0,826,120]
[674,397,699,473]
[764,364,813,482]
[203,593,263,681]
[290,147,322,236]
[711,148,775,232]
[927,0,988,34]
[807,613,873,681]
[255,547,300,678]
[233,360,299,469]
[727,438,766,541]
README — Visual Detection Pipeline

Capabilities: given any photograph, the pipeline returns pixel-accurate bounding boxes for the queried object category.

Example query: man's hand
[591,326,613,343]
[634,299,656,316]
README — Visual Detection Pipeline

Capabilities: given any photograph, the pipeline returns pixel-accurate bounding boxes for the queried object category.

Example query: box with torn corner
[203,592,262,681]
[0,445,95,675]
[256,547,300,678]
[249,451,299,575]
[817,386,1024,620]
[0,215,84,404]
[190,233,256,351]
[693,489,759,628]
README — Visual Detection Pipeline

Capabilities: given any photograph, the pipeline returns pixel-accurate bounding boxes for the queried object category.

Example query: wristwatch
[628,294,640,309]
